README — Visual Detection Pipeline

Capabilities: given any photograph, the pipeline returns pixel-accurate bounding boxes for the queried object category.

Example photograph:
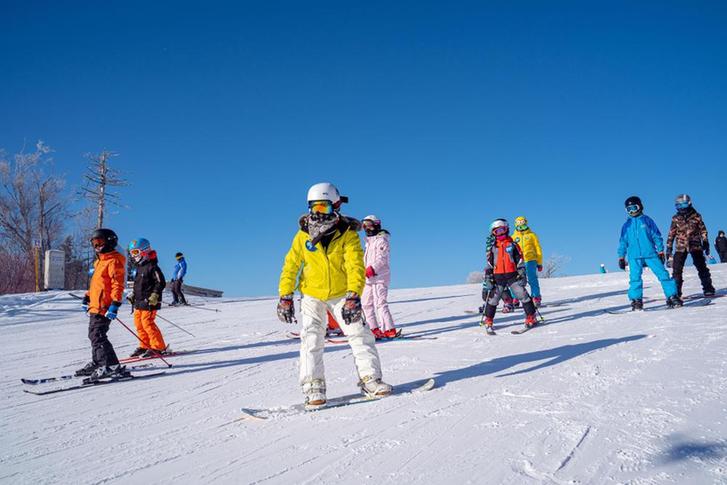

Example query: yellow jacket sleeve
[342,230,365,296]
[532,232,543,265]
[279,232,304,296]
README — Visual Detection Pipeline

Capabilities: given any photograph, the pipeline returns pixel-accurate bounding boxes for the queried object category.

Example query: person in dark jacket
[127,238,168,357]
[716,230,727,263]
[170,252,188,306]
[666,194,715,297]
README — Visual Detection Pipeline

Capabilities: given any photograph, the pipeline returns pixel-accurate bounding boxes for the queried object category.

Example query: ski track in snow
[1,266,727,484]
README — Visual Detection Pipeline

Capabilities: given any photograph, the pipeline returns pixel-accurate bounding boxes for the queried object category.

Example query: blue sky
[1,1,726,296]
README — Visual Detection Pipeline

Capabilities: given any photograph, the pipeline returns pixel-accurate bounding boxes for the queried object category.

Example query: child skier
[170,252,188,306]
[76,228,130,379]
[127,238,169,357]
[277,182,392,408]
[481,219,538,332]
[666,194,716,298]
[361,215,398,340]
[511,216,544,307]
[617,196,680,310]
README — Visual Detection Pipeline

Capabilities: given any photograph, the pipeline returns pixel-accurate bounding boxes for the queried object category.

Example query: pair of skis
[21,367,167,395]
[603,297,712,315]
[285,330,436,343]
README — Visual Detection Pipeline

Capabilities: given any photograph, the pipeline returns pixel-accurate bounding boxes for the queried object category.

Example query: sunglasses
[309,200,334,215]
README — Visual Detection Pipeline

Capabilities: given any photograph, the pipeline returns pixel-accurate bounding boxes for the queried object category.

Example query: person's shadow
[421,334,647,387]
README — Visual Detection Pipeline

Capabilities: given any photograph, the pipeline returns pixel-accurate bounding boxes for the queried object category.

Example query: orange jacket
[486,237,523,275]
[86,251,126,315]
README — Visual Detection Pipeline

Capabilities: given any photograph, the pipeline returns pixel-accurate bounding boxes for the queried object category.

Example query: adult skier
[511,216,544,307]
[617,196,680,310]
[277,182,392,408]
[76,228,130,379]
[666,194,716,297]
[361,215,397,340]
[170,252,188,306]
[716,230,727,263]
[481,219,538,331]
[127,238,169,357]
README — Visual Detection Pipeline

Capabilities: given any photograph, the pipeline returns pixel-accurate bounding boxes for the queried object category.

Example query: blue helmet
[128,238,152,263]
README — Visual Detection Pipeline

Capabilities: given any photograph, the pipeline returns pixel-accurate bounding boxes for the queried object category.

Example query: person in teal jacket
[618,196,680,310]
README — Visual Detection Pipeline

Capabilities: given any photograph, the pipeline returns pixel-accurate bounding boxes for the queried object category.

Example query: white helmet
[307,182,348,205]
[489,218,509,233]
[362,214,380,224]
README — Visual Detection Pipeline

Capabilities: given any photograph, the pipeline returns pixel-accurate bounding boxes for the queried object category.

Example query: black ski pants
[719,250,727,264]
[671,250,715,297]
[171,278,187,304]
[88,313,120,366]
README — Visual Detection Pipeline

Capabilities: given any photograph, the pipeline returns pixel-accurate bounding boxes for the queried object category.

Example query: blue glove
[106,301,121,320]
[81,295,90,313]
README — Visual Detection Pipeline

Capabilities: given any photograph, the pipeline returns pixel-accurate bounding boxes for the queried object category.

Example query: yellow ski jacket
[511,229,543,265]
[279,216,365,300]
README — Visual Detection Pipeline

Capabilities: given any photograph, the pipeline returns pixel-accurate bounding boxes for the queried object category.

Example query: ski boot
[129,347,146,358]
[88,364,130,381]
[359,376,393,398]
[630,299,644,311]
[533,296,542,308]
[666,296,683,308]
[169,302,179,307]
[302,379,327,409]
[525,314,537,328]
[704,290,716,297]
[502,303,514,314]
[75,361,99,377]
[512,299,521,308]
[481,317,495,335]
[383,328,399,339]
[371,328,385,340]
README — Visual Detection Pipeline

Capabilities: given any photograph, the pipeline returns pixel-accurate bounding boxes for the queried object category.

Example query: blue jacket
[617,215,664,259]
[173,258,187,280]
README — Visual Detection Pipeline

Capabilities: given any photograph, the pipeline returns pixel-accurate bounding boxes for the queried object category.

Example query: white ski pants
[299,295,382,386]
[362,281,395,331]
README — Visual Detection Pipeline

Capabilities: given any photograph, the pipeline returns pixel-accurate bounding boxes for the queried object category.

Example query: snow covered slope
[2,266,726,484]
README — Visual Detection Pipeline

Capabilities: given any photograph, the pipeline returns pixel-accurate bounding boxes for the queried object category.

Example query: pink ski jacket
[364,231,391,284]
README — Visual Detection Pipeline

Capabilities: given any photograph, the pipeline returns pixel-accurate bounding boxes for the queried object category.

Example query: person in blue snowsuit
[617,196,681,311]
[170,252,188,306]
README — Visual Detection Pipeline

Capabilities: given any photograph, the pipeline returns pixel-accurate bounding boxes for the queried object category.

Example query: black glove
[341,291,362,324]
[126,294,135,305]
[618,258,626,271]
[703,240,710,255]
[81,295,90,313]
[658,252,665,264]
[666,254,673,269]
[276,295,295,323]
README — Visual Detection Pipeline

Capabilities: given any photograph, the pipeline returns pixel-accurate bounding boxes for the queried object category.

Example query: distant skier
[716,230,727,263]
[481,219,538,331]
[600,264,607,274]
[170,252,188,306]
[76,228,130,379]
[127,238,169,357]
[666,194,715,298]
[361,215,398,340]
[277,182,392,408]
[511,216,544,307]
[617,196,680,310]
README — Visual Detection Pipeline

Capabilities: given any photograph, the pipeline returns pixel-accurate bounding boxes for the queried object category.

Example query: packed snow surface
[2,266,727,484]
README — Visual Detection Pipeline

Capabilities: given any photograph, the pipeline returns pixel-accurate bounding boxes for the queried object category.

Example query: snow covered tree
[541,254,571,278]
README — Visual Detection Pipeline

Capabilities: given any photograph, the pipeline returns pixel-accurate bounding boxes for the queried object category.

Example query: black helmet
[90,228,118,254]
[624,196,643,217]
[175,252,184,259]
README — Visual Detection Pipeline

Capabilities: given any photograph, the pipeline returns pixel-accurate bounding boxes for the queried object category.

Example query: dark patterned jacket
[666,208,708,254]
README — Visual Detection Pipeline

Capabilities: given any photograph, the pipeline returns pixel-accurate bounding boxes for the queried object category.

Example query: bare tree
[78,151,127,229]
[0,141,68,293]
[541,254,571,278]
[466,271,485,284]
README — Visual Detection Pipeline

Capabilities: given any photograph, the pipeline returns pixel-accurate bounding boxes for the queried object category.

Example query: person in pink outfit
[361,215,397,339]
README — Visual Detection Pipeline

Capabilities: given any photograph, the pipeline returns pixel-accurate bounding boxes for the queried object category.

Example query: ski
[119,351,185,364]
[23,371,167,396]
[485,326,496,336]
[511,326,535,335]
[235,378,436,421]
[21,363,154,385]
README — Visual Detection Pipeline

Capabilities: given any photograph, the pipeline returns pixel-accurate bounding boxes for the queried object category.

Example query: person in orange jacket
[76,228,130,379]
[127,238,168,357]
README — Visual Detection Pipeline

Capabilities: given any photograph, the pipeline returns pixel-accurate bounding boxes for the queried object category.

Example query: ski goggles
[362,220,378,230]
[309,200,334,215]
[129,248,144,257]
[90,238,106,249]
[625,204,640,215]
[492,226,508,236]
[675,201,690,210]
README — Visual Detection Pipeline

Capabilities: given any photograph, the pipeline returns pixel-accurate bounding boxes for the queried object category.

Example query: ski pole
[115,317,173,368]
[156,314,196,338]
